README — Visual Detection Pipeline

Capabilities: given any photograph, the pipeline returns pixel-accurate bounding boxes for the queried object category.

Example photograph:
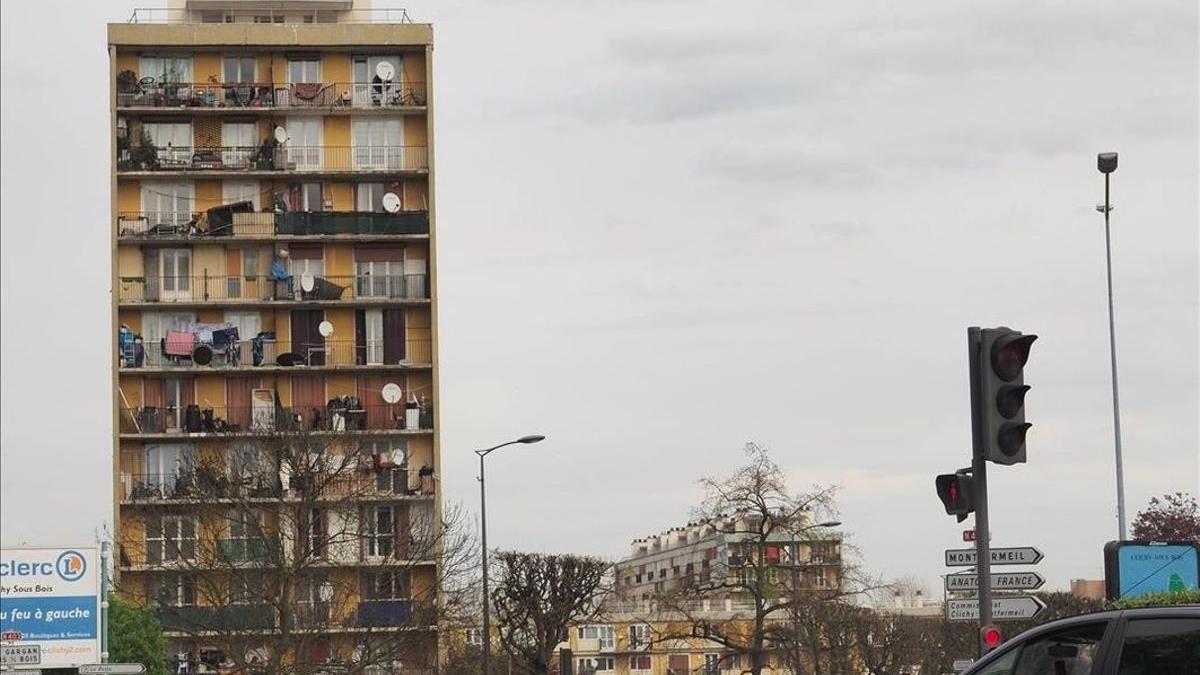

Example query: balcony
[119,337,433,372]
[117,210,429,240]
[120,468,436,504]
[356,600,437,628]
[119,403,434,438]
[116,81,427,111]
[116,145,428,175]
[116,273,428,305]
[157,605,275,632]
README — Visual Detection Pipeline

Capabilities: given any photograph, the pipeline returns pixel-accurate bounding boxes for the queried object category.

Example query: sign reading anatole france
[0,547,101,668]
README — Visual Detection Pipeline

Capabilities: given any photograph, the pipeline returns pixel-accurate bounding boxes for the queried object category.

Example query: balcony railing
[127,8,415,24]
[116,273,428,304]
[117,210,429,239]
[117,146,428,173]
[121,468,435,503]
[120,338,433,370]
[157,605,275,632]
[117,81,427,110]
[120,404,434,436]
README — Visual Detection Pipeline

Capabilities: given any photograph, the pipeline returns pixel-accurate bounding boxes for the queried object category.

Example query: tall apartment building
[567,515,842,675]
[108,3,438,672]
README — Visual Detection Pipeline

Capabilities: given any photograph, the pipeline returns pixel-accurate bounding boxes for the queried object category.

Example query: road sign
[946,596,1046,621]
[952,659,975,672]
[0,547,100,669]
[1,645,41,666]
[945,571,1046,592]
[945,546,1043,566]
[79,665,147,674]
[963,530,976,542]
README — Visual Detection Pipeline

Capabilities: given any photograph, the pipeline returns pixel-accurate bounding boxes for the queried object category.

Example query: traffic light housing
[981,625,1003,651]
[936,471,975,522]
[979,327,1036,464]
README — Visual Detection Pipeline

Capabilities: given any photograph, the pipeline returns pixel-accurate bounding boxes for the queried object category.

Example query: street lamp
[1096,152,1127,541]
[477,434,546,675]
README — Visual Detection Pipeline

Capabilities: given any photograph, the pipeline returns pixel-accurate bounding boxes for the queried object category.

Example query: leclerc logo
[56,550,87,581]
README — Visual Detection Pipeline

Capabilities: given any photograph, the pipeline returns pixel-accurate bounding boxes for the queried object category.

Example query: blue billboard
[1104,540,1200,600]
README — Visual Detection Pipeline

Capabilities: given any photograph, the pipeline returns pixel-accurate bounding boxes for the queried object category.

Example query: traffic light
[979,327,1037,465]
[936,471,975,522]
[981,625,1003,651]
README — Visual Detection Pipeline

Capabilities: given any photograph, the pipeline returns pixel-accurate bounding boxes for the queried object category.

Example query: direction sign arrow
[946,596,1047,621]
[78,665,146,675]
[945,546,1044,566]
[945,571,1046,592]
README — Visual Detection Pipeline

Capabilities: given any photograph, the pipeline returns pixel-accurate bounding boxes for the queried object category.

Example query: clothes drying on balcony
[292,82,325,101]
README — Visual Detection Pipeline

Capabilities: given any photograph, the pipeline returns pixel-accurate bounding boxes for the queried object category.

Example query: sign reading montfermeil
[945,546,1044,566]
[945,571,1045,592]
[0,547,100,669]
[946,596,1046,621]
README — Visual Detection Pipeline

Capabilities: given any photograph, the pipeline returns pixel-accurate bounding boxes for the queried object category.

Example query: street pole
[1100,167,1128,540]
[968,328,993,655]
[100,539,111,663]
[479,452,492,675]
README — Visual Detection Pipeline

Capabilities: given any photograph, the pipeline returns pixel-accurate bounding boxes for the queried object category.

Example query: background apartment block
[108,1,439,672]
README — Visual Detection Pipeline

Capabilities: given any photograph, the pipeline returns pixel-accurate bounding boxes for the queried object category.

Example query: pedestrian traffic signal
[936,472,975,522]
[981,625,1003,651]
[979,327,1036,465]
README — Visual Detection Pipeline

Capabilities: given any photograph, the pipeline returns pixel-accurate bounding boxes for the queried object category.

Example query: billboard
[1104,540,1200,600]
[0,547,101,668]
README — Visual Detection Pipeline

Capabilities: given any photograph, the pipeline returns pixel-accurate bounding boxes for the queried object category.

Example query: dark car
[963,605,1199,675]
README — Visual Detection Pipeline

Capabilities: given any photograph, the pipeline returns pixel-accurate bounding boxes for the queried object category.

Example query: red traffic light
[935,473,975,522]
[981,625,1003,650]
[990,334,1037,382]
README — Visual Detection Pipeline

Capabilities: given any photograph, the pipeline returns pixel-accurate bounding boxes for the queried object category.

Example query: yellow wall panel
[326,307,356,365]
[195,179,223,212]
[192,246,226,277]
[324,53,351,84]
[196,374,226,409]
[193,53,222,82]
[402,52,425,86]
[328,182,353,210]
[403,116,426,147]
[117,180,141,214]
[118,375,144,408]
[116,245,144,277]
[118,309,142,334]
[326,243,353,277]
[196,308,223,323]
[324,117,351,147]
[327,373,356,398]
[116,53,139,76]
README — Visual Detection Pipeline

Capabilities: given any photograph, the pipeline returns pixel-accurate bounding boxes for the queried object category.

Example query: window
[1116,618,1200,675]
[351,118,404,169]
[223,56,255,83]
[140,55,191,83]
[141,181,194,227]
[148,574,196,607]
[142,444,196,496]
[466,628,483,646]
[703,654,720,675]
[225,509,264,562]
[629,623,651,649]
[158,248,192,301]
[351,55,402,106]
[363,505,394,557]
[361,570,409,601]
[628,655,652,672]
[288,182,323,212]
[363,439,408,493]
[304,508,327,558]
[356,259,406,299]
[355,182,387,212]
[221,122,257,167]
[288,58,321,83]
[141,122,193,166]
[577,625,615,651]
[230,573,261,605]
[576,657,614,674]
[140,312,195,367]
[1010,622,1108,675]
[222,180,261,210]
[145,514,197,564]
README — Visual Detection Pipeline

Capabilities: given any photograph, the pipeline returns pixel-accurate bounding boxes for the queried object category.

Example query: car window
[1116,618,1200,675]
[1011,622,1107,675]
[972,647,1017,675]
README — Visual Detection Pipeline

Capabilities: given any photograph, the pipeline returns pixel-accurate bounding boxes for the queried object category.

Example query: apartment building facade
[567,516,843,675]
[108,2,439,672]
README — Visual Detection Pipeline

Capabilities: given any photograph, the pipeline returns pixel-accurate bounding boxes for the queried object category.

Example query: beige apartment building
[108,2,439,672]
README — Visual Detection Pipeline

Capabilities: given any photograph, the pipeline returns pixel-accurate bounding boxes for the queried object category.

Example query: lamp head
[517,435,546,444]
[1097,152,1118,174]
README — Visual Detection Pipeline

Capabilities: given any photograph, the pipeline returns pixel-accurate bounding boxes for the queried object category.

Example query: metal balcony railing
[117,146,428,173]
[120,467,435,503]
[120,404,434,436]
[127,8,414,24]
[116,273,428,303]
[120,338,433,370]
[116,81,427,110]
[117,210,430,239]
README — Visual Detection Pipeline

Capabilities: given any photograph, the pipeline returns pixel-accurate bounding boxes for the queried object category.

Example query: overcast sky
[2,0,1197,596]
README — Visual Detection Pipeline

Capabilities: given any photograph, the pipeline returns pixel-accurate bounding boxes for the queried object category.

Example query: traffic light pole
[968,327,993,655]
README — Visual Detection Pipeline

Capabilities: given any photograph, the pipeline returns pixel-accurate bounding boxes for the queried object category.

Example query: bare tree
[117,425,466,675]
[490,551,610,675]
[646,442,857,675]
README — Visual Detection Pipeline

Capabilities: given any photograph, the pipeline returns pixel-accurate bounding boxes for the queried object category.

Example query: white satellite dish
[375,61,396,82]
[318,320,334,338]
[382,192,402,214]
[274,126,289,144]
[300,272,316,293]
[381,383,403,404]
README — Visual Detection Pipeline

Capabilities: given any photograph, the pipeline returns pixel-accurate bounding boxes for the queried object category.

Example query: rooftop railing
[117,146,428,173]
[116,273,428,304]
[117,81,426,109]
[117,210,429,239]
[119,337,433,370]
[127,8,414,24]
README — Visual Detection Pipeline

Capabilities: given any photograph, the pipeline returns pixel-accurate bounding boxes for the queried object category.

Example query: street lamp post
[478,434,546,675]
[1096,152,1127,540]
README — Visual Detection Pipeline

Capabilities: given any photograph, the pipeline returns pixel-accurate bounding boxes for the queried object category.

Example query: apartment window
[465,628,483,647]
[223,179,261,211]
[363,439,408,493]
[223,56,256,82]
[287,57,321,83]
[288,182,323,212]
[140,55,191,83]
[355,259,406,299]
[304,508,327,558]
[255,15,285,23]
[221,122,257,166]
[576,658,614,674]
[629,623,651,649]
[158,248,192,301]
[629,655,652,673]
[142,122,193,166]
[361,570,409,601]
[140,181,194,227]
[229,573,262,605]
[703,654,720,675]
[145,514,197,564]
[142,444,196,496]
[351,55,402,106]
[351,118,403,169]
[225,509,264,562]
[355,182,387,212]
[577,625,615,651]
[363,505,394,558]
[148,574,196,607]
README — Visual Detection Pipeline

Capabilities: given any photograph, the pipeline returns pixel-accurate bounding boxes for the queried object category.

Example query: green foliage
[1109,589,1200,609]
[108,595,170,675]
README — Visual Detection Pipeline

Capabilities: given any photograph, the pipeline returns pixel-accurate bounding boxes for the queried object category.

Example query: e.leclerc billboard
[0,547,101,668]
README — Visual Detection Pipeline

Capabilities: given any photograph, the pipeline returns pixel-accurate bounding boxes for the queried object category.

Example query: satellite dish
[382,192,402,214]
[375,61,395,82]
[274,126,289,144]
[318,321,334,338]
[381,383,403,404]
[300,272,316,293]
